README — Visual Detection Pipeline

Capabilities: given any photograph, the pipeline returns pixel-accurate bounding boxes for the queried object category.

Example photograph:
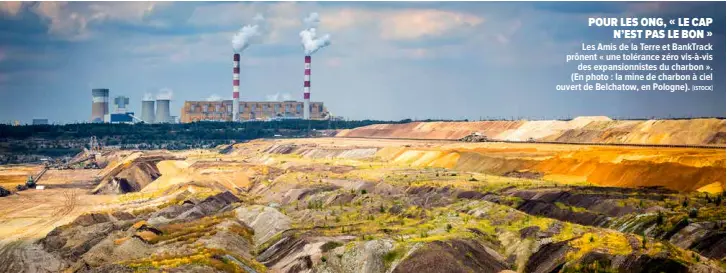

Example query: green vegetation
[0,120,406,141]
[383,245,408,269]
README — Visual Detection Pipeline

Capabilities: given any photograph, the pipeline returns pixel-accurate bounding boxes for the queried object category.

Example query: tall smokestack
[141,99,155,124]
[233,53,240,122]
[91,88,109,123]
[303,55,311,120]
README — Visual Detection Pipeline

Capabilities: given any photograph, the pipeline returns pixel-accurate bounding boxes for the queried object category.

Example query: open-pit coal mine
[0,117,724,273]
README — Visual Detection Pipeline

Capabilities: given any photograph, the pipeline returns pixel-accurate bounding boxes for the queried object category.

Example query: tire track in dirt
[0,189,79,273]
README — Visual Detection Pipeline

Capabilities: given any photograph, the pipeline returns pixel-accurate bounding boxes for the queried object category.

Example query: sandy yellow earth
[138,159,271,198]
[0,166,117,248]
[0,165,42,190]
[337,117,726,146]
[277,138,726,193]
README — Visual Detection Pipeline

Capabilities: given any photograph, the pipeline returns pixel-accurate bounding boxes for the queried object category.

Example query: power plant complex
[180,100,328,123]
[87,13,334,125]
[179,52,330,123]
[89,90,173,124]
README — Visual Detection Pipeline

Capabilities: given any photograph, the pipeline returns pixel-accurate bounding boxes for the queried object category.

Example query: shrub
[320,241,343,252]
[656,211,664,225]
[688,208,698,218]
[446,223,453,232]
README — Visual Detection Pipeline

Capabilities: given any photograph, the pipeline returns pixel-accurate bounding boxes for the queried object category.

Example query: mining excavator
[26,175,36,188]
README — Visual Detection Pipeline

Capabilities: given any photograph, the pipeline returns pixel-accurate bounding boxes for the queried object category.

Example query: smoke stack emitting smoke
[300,12,331,56]
[231,15,266,122]
[301,12,331,120]
[232,14,266,54]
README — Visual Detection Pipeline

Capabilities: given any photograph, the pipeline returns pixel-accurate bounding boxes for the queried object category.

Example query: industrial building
[180,100,328,123]
[91,89,110,123]
[156,99,172,123]
[113,96,130,113]
[141,99,155,124]
[111,96,135,124]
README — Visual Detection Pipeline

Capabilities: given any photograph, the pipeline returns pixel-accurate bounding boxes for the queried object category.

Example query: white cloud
[27,2,169,40]
[0,1,23,17]
[380,9,484,40]
[86,2,162,23]
[30,2,90,40]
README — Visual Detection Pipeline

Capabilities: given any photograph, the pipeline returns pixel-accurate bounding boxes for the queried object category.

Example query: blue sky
[0,1,724,124]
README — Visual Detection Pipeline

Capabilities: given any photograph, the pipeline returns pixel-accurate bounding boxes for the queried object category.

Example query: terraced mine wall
[336,117,726,147]
[264,140,725,193]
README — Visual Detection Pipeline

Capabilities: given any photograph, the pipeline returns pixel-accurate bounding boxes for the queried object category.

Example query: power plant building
[141,100,155,124]
[113,96,130,113]
[180,100,328,123]
[91,89,110,123]
[110,113,134,123]
[156,99,172,123]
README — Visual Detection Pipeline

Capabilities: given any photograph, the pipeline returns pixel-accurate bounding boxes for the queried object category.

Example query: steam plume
[300,12,331,55]
[156,88,173,100]
[143,93,154,101]
[266,92,292,101]
[303,12,320,28]
[232,14,266,53]
[206,94,222,101]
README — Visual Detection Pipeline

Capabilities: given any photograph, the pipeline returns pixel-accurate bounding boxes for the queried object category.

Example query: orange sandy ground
[337,118,726,146]
[284,138,726,193]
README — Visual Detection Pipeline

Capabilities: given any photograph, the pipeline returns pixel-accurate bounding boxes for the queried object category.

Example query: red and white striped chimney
[233,53,240,121]
[303,55,311,120]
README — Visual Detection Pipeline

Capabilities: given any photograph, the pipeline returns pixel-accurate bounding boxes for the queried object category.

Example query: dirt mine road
[0,171,116,272]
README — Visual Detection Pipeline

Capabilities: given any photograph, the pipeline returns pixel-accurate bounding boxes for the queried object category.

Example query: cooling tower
[141,100,155,124]
[91,89,109,123]
[156,99,171,123]
[303,55,311,120]
[233,53,240,122]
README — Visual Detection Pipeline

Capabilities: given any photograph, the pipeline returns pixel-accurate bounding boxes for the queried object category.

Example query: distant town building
[180,100,328,123]
[32,119,49,125]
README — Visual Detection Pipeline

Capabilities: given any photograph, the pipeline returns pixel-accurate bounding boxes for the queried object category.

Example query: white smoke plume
[232,14,266,53]
[206,94,222,101]
[156,88,173,100]
[303,12,320,28]
[143,93,154,101]
[266,93,292,101]
[300,12,331,55]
